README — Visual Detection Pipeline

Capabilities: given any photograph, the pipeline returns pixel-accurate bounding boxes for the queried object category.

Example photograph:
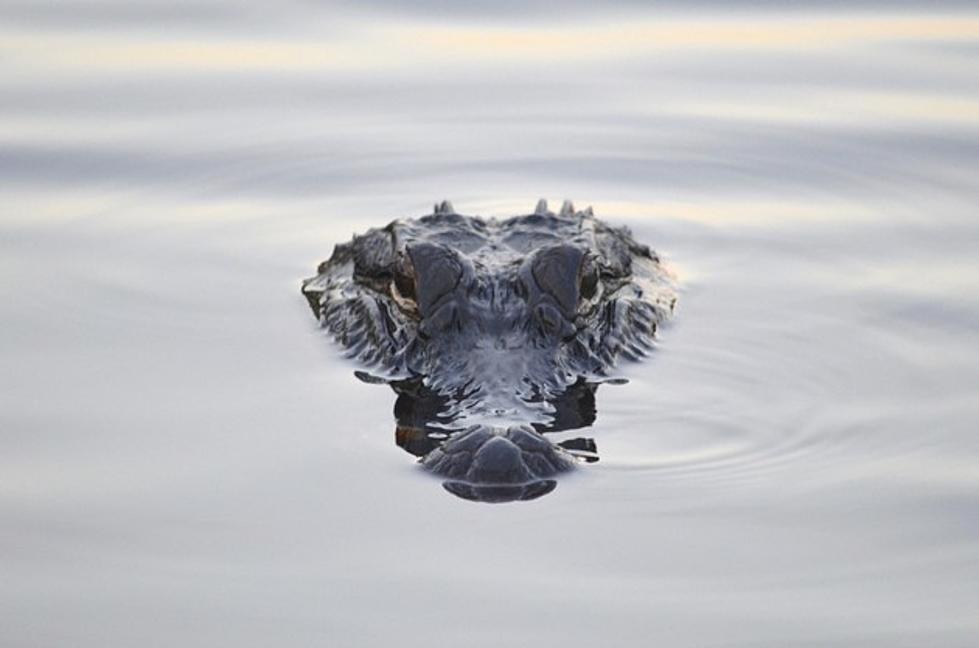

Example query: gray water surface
[2,3,979,646]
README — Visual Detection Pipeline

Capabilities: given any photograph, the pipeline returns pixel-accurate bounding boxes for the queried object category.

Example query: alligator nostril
[423,423,578,487]
[470,436,532,483]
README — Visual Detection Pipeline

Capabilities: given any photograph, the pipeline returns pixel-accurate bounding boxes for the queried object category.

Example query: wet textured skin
[302,200,676,502]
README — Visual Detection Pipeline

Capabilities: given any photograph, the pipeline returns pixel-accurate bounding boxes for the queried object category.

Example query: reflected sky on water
[2,2,979,646]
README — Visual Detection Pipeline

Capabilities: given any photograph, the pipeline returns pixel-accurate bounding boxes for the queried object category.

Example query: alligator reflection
[387,376,601,502]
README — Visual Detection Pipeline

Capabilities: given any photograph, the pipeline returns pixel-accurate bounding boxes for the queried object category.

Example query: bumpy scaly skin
[302,200,676,501]
[423,424,576,488]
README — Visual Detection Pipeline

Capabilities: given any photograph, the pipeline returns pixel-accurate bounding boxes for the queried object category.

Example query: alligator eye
[579,254,599,301]
[390,253,419,314]
[403,243,463,316]
[531,245,587,316]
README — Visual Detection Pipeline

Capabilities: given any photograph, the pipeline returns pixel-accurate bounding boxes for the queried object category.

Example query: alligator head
[302,200,676,502]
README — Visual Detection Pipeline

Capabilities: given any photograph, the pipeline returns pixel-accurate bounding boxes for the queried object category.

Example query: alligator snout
[422,424,577,502]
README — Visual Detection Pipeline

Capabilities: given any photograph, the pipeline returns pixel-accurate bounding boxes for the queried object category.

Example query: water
[2,2,978,645]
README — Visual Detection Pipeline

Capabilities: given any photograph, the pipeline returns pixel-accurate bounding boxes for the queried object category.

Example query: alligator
[301,199,676,502]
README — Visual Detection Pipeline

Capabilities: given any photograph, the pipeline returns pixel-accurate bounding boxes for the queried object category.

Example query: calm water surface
[2,2,979,646]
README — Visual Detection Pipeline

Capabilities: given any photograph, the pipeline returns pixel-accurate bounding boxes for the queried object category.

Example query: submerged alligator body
[302,200,676,501]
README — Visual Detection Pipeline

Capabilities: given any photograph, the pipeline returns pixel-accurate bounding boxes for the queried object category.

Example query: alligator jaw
[421,424,577,503]
[441,479,558,503]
